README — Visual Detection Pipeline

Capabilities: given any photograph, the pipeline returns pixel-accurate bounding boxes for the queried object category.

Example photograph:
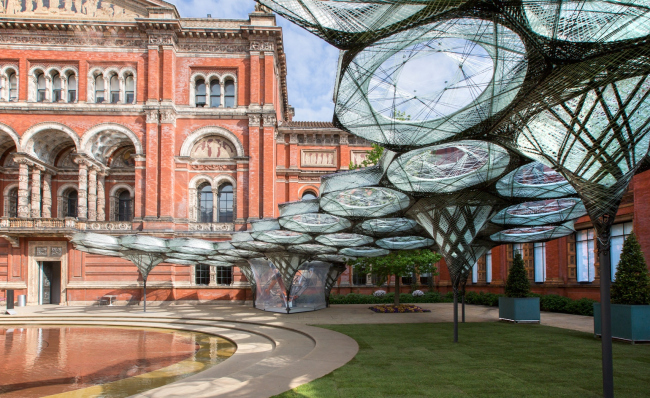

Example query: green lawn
[275,323,650,398]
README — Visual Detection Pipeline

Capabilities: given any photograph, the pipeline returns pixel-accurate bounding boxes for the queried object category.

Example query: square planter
[594,303,650,343]
[499,297,540,323]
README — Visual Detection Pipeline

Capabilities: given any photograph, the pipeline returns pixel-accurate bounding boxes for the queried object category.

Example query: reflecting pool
[0,325,236,398]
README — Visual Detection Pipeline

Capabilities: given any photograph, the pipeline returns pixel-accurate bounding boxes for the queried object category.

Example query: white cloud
[166,0,338,121]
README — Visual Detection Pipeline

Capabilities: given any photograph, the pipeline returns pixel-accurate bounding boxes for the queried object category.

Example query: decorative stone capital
[339,134,349,145]
[160,109,176,125]
[289,133,299,144]
[248,114,261,127]
[145,109,159,124]
[250,41,274,51]
[13,157,34,166]
[263,114,276,127]
[73,158,92,169]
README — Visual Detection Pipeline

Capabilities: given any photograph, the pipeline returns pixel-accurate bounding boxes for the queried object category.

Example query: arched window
[36,73,46,102]
[218,184,234,223]
[224,80,235,108]
[302,191,317,200]
[67,74,77,103]
[125,75,135,104]
[8,72,17,102]
[195,79,206,107]
[7,188,18,218]
[95,74,105,103]
[52,73,62,102]
[198,183,213,222]
[110,75,120,104]
[64,190,78,218]
[210,80,221,107]
[118,191,132,221]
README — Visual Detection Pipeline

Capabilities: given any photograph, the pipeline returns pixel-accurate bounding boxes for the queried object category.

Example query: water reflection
[0,326,235,398]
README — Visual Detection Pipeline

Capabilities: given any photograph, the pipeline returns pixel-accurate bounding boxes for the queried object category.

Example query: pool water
[0,325,236,397]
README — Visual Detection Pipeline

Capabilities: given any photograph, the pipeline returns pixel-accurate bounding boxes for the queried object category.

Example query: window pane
[195,264,210,286]
[576,230,595,282]
[9,73,17,101]
[199,185,213,223]
[224,81,235,108]
[611,222,633,280]
[472,262,478,283]
[118,191,132,222]
[67,191,78,218]
[216,266,232,285]
[95,75,104,103]
[352,272,366,286]
[302,192,317,200]
[8,189,17,217]
[534,242,546,282]
[486,252,492,283]
[126,76,134,91]
[218,184,233,223]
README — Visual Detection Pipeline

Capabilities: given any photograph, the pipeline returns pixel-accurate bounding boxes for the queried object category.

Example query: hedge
[329,291,597,316]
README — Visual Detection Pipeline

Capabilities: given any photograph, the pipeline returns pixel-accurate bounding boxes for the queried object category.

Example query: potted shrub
[499,251,540,323]
[594,233,650,342]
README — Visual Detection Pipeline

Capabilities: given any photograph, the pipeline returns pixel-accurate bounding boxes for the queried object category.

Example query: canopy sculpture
[319,150,395,194]
[257,1,650,394]
[319,186,411,218]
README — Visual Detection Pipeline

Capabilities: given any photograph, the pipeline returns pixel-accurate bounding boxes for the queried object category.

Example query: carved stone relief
[2,0,145,20]
[301,150,336,167]
[191,136,237,159]
[351,150,369,166]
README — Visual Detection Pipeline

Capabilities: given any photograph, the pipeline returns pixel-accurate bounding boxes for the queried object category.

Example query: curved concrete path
[0,307,359,398]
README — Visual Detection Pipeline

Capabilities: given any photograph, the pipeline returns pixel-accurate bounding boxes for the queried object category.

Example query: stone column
[75,159,89,220]
[16,159,31,219]
[42,172,52,218]
[30,165,43,218]
[97,173,106,221]
[87,167,98,221]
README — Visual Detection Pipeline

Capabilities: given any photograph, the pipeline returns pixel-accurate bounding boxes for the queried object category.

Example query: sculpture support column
[42,172,52,218]
[87,168,98,221]
[17,161,30,219]
[30,166,42,218]
[97,173,106,221]
[76,161,88,220]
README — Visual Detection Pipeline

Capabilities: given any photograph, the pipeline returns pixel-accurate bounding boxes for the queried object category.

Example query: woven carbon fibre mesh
[334,17,528,148]
[287,244,338,255]
[252,230,313,245]
[72,244,122,258]
[387,141,511,193]
[208,255,243,263]
[256,0,465,49]
[166,253,206,261]
[121,251,166,280]
[407,192,506,286]
[319,187,410,218]
[166,238,216,256]
[120,235,170,253]
[315,233,374,247]
[513,75,650,226]
[238,263,257,290]
[232,241,285,252]
[203,261,233,267]
[496,162,577,198]
[325,263,348,300]
[491,198,587,226]
[280,213,352,233]
[340,246,390,257]
[490,222,576,243]
[357,217,419,236]
[217,249,262,258]
[164,258,196,266]
[315,254,355,263]
[71,232,122,251]
[250,219,281,232]
[263,252,311,291]
[375,236,435,250]
[278,198,320,217]
[320,150,396,195]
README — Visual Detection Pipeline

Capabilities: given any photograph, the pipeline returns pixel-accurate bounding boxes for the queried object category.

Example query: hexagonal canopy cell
[120,235,171,253]
[279,213,352,234]
[252,229,313,245]
[335,18,527,148]
[250,218,282,232]
[287,244,338,255]
[231,240,285,252]
[71,232,122,251]
[491,198,587,226]
[165,252,206,261]
[490,222,576,243]
[358,217,419,237]
[521,0,650,44]
[315,233,374,247]
[340,246,390,257]
[166,237,217,256]
[256,0,465,49]
[496,162,576,199]
[320,187,411,218]
[249,257,332,313]
[319,150,396,195]
[217,248,261,259]
[388,140,511,193]
[278,198,320,217]
[375,236,435,250]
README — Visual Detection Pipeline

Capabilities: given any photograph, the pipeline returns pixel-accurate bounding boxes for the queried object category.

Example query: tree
[349,249,441,305]
[505,251,530,298]
[349,143,384,170]
[611,233,650,305]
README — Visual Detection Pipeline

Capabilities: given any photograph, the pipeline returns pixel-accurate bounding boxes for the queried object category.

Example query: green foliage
[348,143,385,170]
[392,109,412,121]
[348,249,440,306]
[530,294,596,316]
[611,233,650,305]
[329,292,447,305]
[464,291,503,307]
[505,251,531,298]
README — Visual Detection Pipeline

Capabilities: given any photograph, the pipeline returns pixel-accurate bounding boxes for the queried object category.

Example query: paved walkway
[0,303,595,397]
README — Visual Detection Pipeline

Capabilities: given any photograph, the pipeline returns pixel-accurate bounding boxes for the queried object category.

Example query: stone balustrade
[188,223,235,232]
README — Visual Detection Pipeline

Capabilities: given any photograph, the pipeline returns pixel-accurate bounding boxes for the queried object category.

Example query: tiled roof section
[280,121,338,129]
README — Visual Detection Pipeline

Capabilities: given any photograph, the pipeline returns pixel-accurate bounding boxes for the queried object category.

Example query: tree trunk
[394,275,400,306]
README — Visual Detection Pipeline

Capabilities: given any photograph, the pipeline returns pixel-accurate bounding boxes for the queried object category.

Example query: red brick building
[0,0,648,307]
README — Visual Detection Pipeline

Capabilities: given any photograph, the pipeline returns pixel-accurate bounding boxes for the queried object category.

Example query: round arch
[80,123,143,156]
[109,183,135,198]
[213,174,236,189]
[298,185,320,198]
[21,122,80,155]
[0,123,22,151]
[180,126,245,158]
[3,182,18,197]
[189,174,214,190]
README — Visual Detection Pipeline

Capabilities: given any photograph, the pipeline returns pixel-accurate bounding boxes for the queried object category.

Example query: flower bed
[369,304,431,313]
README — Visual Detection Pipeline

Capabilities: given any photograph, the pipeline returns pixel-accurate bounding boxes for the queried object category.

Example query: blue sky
[167,0,339,121]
